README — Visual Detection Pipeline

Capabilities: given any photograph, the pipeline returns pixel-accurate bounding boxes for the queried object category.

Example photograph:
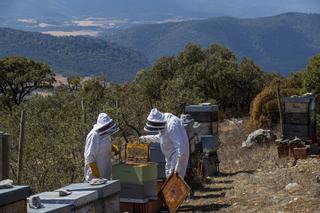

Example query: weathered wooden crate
[159,173,190,213]
[112,162,157,184]
[57,180,120,213]
[0,185,30,213]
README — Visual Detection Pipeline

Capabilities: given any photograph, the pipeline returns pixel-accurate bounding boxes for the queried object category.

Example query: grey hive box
[185,104,219,123]
[149,143,165,163]
[32,191,97,213]
[0,185,31,213]
[57,180,120,213]
[27,203,72,213]
[120,180,157,199]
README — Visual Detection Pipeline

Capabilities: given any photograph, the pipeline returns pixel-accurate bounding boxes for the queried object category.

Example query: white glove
[139,135,149,143]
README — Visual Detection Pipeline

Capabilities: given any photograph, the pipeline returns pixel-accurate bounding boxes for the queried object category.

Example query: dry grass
[179,119,320,213]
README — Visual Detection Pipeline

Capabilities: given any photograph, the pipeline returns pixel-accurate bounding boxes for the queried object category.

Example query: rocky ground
[179,119,320,213]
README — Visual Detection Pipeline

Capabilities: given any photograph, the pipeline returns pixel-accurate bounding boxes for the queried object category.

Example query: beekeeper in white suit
[84,113,120,182]
[140,108,190,178]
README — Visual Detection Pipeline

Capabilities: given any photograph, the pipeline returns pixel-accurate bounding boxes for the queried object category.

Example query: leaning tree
[0,56,55,109]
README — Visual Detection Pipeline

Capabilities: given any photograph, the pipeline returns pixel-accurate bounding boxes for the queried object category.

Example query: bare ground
[179,119,320,213]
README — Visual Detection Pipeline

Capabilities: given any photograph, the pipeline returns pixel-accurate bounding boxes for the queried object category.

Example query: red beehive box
[293,147,309,159]
[120,198,163,213]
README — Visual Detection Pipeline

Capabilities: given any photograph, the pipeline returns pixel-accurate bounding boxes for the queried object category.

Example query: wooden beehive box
[293,146,310,159]
[125,143,149,163]
[159,173,190,213]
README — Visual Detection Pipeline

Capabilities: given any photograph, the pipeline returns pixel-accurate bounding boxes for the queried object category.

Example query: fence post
[0,132,9,180]
[17,109,26,184]
[276,81,283,137]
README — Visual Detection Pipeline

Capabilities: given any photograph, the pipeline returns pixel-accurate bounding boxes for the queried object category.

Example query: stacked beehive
[112,143,163,213]
[279,95,319,158]
[283,95,316,141]
[185,103,220,177]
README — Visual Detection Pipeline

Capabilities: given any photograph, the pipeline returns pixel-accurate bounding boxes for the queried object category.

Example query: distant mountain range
[104,13,320,75]
[0,28,149,82]
[1,13,319,81]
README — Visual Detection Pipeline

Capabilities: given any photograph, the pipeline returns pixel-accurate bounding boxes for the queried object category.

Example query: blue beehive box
[0,185,31,212]
[149,143,166,179]
[0,185,31,206]
[200,134,219,152]
[149,143,165,163]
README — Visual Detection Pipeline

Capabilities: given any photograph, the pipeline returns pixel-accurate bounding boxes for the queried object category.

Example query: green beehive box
[112,162,157,184]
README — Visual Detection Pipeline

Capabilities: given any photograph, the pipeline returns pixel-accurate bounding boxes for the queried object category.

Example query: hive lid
[32,191,98,207]
[27,203,72,213]
[185,104,219,112]
[56,180,120,198]
[159,173,190,213]
[0,185,31,206]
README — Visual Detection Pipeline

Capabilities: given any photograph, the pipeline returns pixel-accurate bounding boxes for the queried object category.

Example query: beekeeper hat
[95,113,119,135]
[144,108,166,132]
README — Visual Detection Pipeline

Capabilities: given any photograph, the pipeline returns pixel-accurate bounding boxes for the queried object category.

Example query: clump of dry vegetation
[181,119,320,213]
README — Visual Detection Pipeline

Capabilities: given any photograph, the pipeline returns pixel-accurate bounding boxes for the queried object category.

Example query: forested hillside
[1,41,319,192]
[0,28,149,82]
[104,12,320,75]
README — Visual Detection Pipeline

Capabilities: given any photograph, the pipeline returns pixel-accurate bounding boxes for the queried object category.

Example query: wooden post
[0,132,9,180]
[17,109,26,184]
[276,81,283,137]
[0,132,3,180]
[81,99,86,124]
[3,133,9,180]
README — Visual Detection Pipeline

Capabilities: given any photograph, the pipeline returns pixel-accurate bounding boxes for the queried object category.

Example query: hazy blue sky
[0,0,319,19]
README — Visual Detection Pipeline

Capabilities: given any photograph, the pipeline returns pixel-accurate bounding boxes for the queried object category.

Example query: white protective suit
[84,114,113,182]
[142,112,190,178]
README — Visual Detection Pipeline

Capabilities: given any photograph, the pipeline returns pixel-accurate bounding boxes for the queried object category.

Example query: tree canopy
[0,56,54,109]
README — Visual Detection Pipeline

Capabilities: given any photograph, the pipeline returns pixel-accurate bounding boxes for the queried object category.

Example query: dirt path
[179,119,320,213]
